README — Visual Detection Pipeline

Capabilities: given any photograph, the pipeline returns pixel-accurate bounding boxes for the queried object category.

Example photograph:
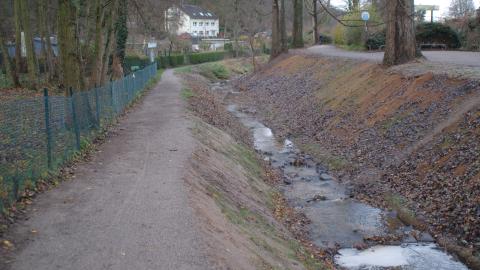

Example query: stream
[215,81,469,270]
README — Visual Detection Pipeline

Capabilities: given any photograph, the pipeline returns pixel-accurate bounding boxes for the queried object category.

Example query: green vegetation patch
[181,88,195,100]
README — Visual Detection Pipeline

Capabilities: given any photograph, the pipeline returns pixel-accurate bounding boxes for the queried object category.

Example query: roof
[178,4,218,20]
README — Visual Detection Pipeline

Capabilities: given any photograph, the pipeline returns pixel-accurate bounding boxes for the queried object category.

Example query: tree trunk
[280,0,288,52]
[14,0,22,76]
[91,0,105,87]
[38,0,55,82]
[249,35,256,72]
[271,0,282,58]
[58,0,82,94]
[292,0,304,48]
[233,0,240,57]
[0,32,20,87]
[20,0,38,88]
[100,0,119,85]
[383,0,418,66]
[113,0,127,79]
[312,0,319,43]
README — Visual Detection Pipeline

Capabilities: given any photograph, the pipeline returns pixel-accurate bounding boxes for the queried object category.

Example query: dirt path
[2,70,212,270]
[305,45,480,67]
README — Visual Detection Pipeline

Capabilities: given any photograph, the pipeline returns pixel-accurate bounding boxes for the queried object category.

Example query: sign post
[361,11,370,49]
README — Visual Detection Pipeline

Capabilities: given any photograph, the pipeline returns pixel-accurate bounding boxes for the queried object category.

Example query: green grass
[338,44,366,51]
[180,88,195,100]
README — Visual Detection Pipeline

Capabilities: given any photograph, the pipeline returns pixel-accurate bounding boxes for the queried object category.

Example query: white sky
[330,0,480,20]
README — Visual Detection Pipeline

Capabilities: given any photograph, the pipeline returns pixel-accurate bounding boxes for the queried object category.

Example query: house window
[193,22,197,26]
[211,31,215,36]
[205,22,209,26]
[199,31,204,36]
[211,22,215,26]
[199,22,203,26]
[193,31,197,35]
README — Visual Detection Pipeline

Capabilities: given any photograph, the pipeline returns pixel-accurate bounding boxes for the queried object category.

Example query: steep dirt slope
[236,54,480,257]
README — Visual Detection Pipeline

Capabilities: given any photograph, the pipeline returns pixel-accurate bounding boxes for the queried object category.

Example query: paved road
[306,45,480,67]
[4,70,212,270]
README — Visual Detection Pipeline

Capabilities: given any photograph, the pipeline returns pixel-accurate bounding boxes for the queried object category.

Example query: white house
[166,4,220,38]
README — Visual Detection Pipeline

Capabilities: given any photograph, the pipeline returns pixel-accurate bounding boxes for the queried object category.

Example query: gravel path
[306,45,480,67]
[3,70,212,270]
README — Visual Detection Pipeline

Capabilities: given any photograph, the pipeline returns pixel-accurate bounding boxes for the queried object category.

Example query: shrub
[124,56,150,71]
[416,23,461,49]
[366,30,386,50]
[333,25,346,45]
[188,51,225,64]
[319,34,333,44]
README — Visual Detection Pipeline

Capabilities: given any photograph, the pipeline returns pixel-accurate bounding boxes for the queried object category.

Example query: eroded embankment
[178,61,331,269]
[236,55,480,265]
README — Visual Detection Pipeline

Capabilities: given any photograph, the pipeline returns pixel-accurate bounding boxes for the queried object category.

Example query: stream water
[225,100,469,270]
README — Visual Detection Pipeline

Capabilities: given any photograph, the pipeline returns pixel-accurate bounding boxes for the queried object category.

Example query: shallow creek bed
[210,79,470,270]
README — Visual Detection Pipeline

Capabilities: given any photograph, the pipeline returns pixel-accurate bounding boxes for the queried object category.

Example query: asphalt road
[4,70,212,270]
[306,45,480,67]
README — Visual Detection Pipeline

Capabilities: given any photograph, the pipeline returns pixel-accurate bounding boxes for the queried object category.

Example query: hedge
[416,23,461,49]
[156,55,185,69]
[124,56,150,71]
[188,51,225,64]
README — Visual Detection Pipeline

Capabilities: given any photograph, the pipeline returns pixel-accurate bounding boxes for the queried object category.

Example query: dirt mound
[236,54,480,258]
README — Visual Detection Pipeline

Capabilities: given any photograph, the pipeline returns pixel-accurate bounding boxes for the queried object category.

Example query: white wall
[167,7,219,37]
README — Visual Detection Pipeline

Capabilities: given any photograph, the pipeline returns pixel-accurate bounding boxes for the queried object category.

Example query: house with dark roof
[165,4,219,38]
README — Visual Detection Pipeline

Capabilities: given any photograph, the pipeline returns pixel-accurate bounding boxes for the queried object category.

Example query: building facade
[166,4,219,38]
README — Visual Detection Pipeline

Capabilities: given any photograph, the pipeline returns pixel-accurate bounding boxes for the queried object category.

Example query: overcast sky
[329,0,480,20]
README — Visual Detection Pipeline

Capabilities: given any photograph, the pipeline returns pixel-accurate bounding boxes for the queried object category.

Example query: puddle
[336,244,468,270]
[226,101,469,269]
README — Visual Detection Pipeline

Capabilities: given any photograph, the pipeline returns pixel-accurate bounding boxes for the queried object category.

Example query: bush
[156,55,185,69]
[188,51,225,64]
[319,34,333,44]
[416,23,461,49]
[366,31,386,50]
[224,42,233,52]
[338,5,383,47]
[333,25,345,45]
[124,56,150,71]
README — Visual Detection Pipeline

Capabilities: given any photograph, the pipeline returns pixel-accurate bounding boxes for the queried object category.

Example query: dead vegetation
[235,54,480,263]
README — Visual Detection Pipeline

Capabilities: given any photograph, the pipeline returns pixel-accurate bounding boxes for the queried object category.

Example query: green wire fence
[0,63,158,212]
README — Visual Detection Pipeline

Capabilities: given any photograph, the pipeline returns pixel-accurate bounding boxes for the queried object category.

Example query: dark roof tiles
[179,4,218,20]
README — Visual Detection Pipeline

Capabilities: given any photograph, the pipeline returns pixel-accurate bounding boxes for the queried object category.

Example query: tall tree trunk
[20,0,38,88]
[14,0,22,76]
[280,0,288,52]
[100,0,119,85]
[312,0,319,43]
[292,0,304,48]
[38,0,55,82]
[91,0,105,87]
[232,0,240,57]
[112,0,127,79]
[271,0,282,58]
[383,0,418,66]
[0,32,20,87]
[58,0,82,94]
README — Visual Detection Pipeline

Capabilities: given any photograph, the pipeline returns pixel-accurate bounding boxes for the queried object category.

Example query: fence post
[43,88,52,169]
[94,85,100,128]
[69,87,81,150]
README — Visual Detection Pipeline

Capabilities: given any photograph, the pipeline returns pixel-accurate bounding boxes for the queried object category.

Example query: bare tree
[271,0,282,58]
[449,0,476,18]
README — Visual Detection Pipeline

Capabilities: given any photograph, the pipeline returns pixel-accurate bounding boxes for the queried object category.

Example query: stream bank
[177,59,472,269]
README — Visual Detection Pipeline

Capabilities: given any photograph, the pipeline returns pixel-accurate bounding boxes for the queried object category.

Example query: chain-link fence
[0,63,158,211]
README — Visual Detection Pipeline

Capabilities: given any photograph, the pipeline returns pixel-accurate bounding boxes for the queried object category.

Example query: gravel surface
[305,45,480,67]
[2,70,212,270]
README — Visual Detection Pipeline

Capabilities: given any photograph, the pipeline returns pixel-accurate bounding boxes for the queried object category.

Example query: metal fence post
[43,88,52,169]
[69,87,81,150]
[94,85,100,128]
